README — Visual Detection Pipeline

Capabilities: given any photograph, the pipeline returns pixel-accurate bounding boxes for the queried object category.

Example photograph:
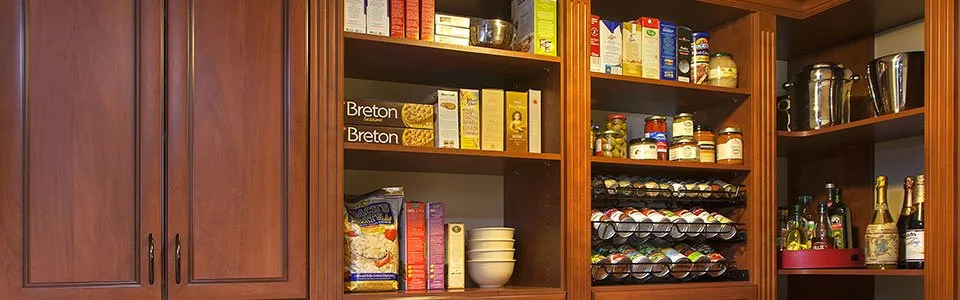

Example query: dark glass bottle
[826,183,851,249]
[897,176,916,268]
[904,175,925,269]
[811,202,835,250]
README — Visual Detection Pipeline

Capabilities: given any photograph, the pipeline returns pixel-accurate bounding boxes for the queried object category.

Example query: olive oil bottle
[785,204,810,250]
[866,176,899,269]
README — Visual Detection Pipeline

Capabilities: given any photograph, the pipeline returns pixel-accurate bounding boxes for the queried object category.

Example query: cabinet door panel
[0,0,163,299]
[166,0,307,298]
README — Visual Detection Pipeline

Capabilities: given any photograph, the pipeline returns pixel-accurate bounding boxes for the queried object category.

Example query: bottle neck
[876,186,888,211]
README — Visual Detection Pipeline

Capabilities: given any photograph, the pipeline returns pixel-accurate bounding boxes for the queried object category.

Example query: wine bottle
[904,175,925,269]
[866,175,899,269]
[811,202,835,250]
[826,183,851,248]
[897,176,916,268]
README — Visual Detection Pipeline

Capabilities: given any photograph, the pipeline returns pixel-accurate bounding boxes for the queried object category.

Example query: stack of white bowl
[466,227,516,288]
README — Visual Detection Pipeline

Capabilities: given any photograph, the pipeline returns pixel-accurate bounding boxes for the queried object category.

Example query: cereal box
[345,125,434,147]
[435,25,470,38]
[366,0,389,36]
[434,35,469,46]
[405,0,420,39]
[600,20,622,75]
[344,0,365,33]
[459,89,481,150]
[589,15,601,73]
[511,0,557,56]
[445,223,465,289]
[420,0,435,41]
[505,91,528,152]
[434,90,459,149]
[528,89,542,153]
[660,21,677,81]
[676,26,693,83]
[399,202,426,290]
[640,17,660,79]
[390,0,405,38]
[425,202,445,290]
[344,99,434,129]
[621,21,642,77]
[481,89,505,151]
[435,14,470,28]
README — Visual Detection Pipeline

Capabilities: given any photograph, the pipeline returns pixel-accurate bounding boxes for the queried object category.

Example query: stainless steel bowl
[867,51,925,116]
[470,19,515,50]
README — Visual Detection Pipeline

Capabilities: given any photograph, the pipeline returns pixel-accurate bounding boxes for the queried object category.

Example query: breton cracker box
[600,20,622,75]
[425,202,445,290]
[640,17,661,79]
[676,26,693,83]
[435,25,470,38]
[344,99,434,129]
[505,91,528,152]
[345,125,434,147]
[435,14,471,28]
[344,0,366,33]
[660,21,677,81]
[621,21,643,77]
[511,0,557,56]
[405,0,420,39]
[459,89,481,150]
[433,90,459,149]
[589,15,601,73]
[366,0,389,36]
[528,89,542,153]
[420,0,435,41]
[481,89,505,151]
[435,35,469,46]
[390,0,405,38]
[399,202,426,290]
[445,223,465,289]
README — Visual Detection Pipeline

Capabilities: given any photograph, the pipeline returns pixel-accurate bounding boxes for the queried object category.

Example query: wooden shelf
[344,32,561,87]
[778,269,924,276]
[590,73,750,113]
[343,286,564,300]
[344,143,561,175]
[778,108,924,154]
[591,156,751,174]
[591,281,753,293]
[591,0,751,32]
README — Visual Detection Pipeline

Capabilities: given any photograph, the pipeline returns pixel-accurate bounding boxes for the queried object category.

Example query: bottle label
[865,223,899,265]
[812,242,832,250]
[629,143,657,160]
[830,214,845,248]
[672,120,694,138]
[905,229,924,261]
[717,138,743,160]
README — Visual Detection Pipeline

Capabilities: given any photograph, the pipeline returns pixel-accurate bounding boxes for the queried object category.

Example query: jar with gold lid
[669,138,699,162]
[717,127,743,164]
[672,113,695,139]
[698,141,716,163]
[694,124,715,146]
[708,53,738,88]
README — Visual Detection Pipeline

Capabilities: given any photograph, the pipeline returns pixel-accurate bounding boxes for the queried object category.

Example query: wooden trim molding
[563,0,590,299]
[698,0,849,19]
[750,11,779,300]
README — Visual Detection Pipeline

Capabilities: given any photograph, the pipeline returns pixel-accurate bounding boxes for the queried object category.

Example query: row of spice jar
[591,207,739,241]
[592,113,743,165]
[591,242,728,282]
[592,175,742,199]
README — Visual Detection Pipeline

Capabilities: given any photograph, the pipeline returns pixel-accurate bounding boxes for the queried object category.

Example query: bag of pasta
[344,187,403,292]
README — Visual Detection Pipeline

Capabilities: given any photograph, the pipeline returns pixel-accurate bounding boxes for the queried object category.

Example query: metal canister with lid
[672,113,695,139]
[628,138,658,160]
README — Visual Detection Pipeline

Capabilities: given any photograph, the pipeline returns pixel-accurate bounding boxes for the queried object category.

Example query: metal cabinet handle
[148,233,155,285]
[175,234,182,284]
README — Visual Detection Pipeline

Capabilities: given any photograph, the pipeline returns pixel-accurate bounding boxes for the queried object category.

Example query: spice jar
[708,53,738,88]
[607,114,627,135]
[669,138,699,162]
[673,113,695,139]
[699,141,716,163]
[629,138,658,160]
[598,130,627,158]
[694,124,715,146]
[717,127,744,164]
[644,116,669,160]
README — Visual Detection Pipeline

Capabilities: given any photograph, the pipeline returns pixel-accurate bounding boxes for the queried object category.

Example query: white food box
[435,24,470,38]
[528,89,542,153]
[365,0,389,36]
[445,223,465,289]
[600,20,622,75]
[344,0,366,33]
[434,35,470,46]
[435,14,471,28]
[640,17,661,79]
[434,90,460,149]
[480,89,504,151]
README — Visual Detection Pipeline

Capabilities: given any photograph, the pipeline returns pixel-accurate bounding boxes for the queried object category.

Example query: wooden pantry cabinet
[0,0,308,299]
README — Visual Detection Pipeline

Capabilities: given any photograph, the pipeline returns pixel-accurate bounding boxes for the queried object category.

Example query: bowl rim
[467,238,516,242]
[467,259,517,263]
[468,227,516,232]
[467,249,515,253]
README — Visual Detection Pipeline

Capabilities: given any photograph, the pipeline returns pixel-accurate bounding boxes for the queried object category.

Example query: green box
[511,0,557,56]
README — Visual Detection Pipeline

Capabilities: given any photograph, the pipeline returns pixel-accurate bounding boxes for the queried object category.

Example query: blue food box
[660,21,677,81]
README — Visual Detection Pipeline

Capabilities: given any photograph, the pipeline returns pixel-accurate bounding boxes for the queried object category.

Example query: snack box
[660,21,677,81]
[640,17,660,79]
[344,99,434,129]
[589,15,601,72]
[425,202,445,290]
[511,0,557,56]
[390,0,405,38]
[446,223,466,289]
[435,35,470,46]
[600,20,622,75]
[505,91,528,152]
[366,0,389,36]
[345,125,434,147]
[420,0,435,41]
[459,89,482,150]
[481,89,505,151]
[405,0,420,39]
[344,0,366,33]
[399,202,426,290]
[435,13,471,28]
[621,21,642,77]
[434,90,459,149]
[528,89,542,153]
[676,26,693,83]
[435,24,470,38]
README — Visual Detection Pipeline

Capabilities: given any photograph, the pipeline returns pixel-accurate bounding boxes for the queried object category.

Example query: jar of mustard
[694,124,714,145]
[669,138,699,162]
[607,114,627,135]
[708,53,738,88]
[629,138,658,160]
[598,130,627,158]
[699,141,716,163]
[672,113,695,139]
[717,127,743,164]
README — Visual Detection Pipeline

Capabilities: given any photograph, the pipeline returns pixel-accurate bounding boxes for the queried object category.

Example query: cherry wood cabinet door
[166,0,308,299]
[0,0,164,299]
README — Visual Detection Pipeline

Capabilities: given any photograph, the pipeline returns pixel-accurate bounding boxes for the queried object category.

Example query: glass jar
[644,116,669,160]
[629,138,658,160]
[598,130,627,158]
[717,127,744,164]
[590,124,600,154]
[669,138,699,162]
[672,113,695,139]
[708,53,738,88]
[698,141,716,163]
[694,124,715,146]
[607,114,627,135]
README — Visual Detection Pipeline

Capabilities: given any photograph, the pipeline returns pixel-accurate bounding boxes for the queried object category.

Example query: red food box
[425,202,445,290]
[400,201,426,290]
[420,0,434,41]
[405,0,420,39]
[390,0,405,38]
[589,15,601,72]
[780,249,866,269]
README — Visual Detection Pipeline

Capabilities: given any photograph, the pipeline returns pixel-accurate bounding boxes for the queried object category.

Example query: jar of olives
[598,130,627,158]
[607,114,627,135]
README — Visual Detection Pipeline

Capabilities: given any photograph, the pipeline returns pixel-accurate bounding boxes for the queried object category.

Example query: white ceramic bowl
[467,260,516,288]
[468,227,515,240]
[467,239,515,250]
[467,249,515,260]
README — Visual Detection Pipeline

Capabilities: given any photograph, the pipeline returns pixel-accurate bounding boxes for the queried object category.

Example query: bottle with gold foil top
[866,175,899,269]
[904,175,925,269]
[897,176,916,268]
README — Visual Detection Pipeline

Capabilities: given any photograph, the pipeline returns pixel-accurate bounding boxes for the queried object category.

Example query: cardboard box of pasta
[399,201,426,290]
[344,99,434,129]
[445,223,465,289]
[511,0,557,56]
[481,89,505,151]
[505,91,528,152]
[345,125,434,147]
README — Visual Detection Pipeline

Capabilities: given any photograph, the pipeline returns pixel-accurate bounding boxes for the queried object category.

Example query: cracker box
[481,89,505,151]
[640,17,661,79]
[621,21,643,77]
[434,90,459,149]
[600,20,622,75]
[344,0,366,33]
[505,91,528,152]
[420,0,435,41]
[435,25,470,38]
[676,26,693,83]
[435,14,471,28]
[405,0,420,39]
[344,99,434,129]
[660,21,677,81]
[435,35,469,46]
[528,89,542,153]
[399,202,426,290]
[445,223,465,289]
[511,0,557,56]
[589,15,601,72]
[366,0,389,36]
[390,0,405,38]
[345,125,434,147]
[425,202,445,290]
[459,89,481,150]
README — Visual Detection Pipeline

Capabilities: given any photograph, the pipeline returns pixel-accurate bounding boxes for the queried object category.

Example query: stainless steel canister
[782,63,861,131]
[866,51,925,115]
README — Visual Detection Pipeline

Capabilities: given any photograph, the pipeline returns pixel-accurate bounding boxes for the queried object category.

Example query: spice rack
[590,261,748,285]
[591,221,747,243]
